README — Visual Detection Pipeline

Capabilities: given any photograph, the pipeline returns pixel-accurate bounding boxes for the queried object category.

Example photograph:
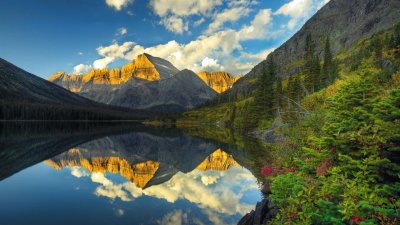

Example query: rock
[238,210,255,225]
[238,198,279,225]
[261,182,272,195]
[196,71,239,93]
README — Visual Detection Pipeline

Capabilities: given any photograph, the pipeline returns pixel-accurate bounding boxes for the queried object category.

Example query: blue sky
[0,0,329,78]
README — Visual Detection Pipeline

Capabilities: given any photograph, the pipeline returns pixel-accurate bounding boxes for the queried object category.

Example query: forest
[179,24,400,224]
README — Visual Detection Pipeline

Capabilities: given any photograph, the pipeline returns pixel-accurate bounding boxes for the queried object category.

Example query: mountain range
[49,53,238,112]
[0,58,155,120]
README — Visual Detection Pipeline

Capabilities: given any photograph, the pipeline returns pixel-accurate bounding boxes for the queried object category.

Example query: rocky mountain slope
[221,0,400,99]
[0,58,152,120]
[49,53,222,112]
[197,71,239,93]
[0,58,94,106]
[108,69,217,112]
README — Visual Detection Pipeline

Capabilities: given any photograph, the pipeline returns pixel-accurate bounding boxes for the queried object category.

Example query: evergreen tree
[313,54,322,91]
[253,65,270,116]
[274,76,283,116]
[394,23,400,48]
[253,56,277,119]
[304,33,318,94]
[322,37,334,85]
[374,36,383,64]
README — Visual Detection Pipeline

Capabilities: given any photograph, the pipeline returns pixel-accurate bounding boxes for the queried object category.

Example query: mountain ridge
[219,0,400,100]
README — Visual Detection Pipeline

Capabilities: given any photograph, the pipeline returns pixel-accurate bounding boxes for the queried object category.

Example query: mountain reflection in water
[0,122,262,225]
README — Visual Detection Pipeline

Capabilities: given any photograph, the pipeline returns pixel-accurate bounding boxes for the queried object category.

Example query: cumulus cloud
[70,166,90,177]
[149,0,221,17]
[200,57,224,71]
[238,9,273,40]
[161,16,188,34]
[105,0,133,11]
[205,7,251,35]
[93,57,114,69]
[275,0,330,29]
[73,64,92,75]
[149,0,222,34]
[87,165,257,216]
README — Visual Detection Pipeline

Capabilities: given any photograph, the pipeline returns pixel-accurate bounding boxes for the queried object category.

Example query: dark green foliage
[304,33,322,94]
[253,56,276,119]
[304,34,316,93]
[322,37,337,85]
[374,36,383,64]
[0,101,146,120]
[274,76,283,116]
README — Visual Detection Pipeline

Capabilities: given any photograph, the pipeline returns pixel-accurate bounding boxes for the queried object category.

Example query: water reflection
[0,123,262,225]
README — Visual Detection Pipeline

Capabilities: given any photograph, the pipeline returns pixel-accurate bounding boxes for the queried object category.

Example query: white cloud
[205,7,251,35]
[89,166,257,216]
[93,57,115,69]
[161,16,188,34]
[106,0,133,11]
[275,0,331,29]
[92,42,135,69]
[240,48,274,61]
[200,174,218,185]
[70,166,90,178]
[238,9,273,40]
[79,7,275,75]
[116,27,128,36]
[73,64,92,75]
[78,52,83,56]
[149,0,222,17]
[149,0,222,34]
[200,57,224,71]
[97,41,135,58]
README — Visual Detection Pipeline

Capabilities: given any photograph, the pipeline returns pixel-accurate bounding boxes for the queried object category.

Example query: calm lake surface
[0,122,264,225]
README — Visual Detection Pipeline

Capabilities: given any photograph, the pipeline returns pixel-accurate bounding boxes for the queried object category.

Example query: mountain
[109,69,217,112]
[196,71,240,93]
[0,58,151,120]
[45,148,238,189]
[220,0,400,100]
[48,53,179,92]
[49,54,217,112]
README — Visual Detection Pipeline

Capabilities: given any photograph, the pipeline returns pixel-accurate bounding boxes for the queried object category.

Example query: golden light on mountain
[196,71,240,93]
[47,53,163,92]
[45,148,160,189]
[196,149,239,171]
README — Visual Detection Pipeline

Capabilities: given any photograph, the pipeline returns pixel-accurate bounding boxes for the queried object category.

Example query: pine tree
[253,65,270,115]
[253,56,277,119]
[313,54,322,91]
[322,37,334,85]
[304,33,317,94]
[274,76,283,116]
[374,37,383,64]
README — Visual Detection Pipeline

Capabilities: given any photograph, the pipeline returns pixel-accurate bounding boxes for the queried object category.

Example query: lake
[0,122,266,225]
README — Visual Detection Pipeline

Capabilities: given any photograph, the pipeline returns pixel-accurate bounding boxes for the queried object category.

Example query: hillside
[217,0,400,101]
[180,16,400,225]
[0,58,151,120]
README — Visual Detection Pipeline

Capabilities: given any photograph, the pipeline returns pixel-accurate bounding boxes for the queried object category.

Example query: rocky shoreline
[238,182,279,225]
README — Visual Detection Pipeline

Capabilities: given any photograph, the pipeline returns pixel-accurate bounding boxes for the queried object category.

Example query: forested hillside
[180,24,400,224]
